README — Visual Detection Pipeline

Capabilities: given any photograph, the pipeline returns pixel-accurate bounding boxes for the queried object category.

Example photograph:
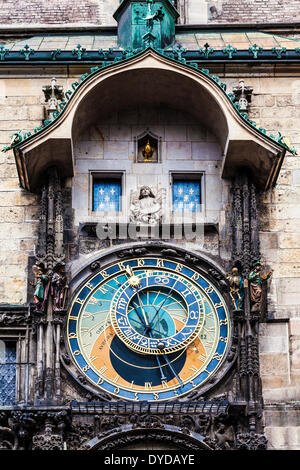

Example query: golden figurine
[142,139,154,162]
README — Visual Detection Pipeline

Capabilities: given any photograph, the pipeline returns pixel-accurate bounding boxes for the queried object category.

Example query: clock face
[67,257,231,402]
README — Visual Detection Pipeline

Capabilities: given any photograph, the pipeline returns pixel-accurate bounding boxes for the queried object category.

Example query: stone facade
[0,0,300,452]
[0,0,299,26]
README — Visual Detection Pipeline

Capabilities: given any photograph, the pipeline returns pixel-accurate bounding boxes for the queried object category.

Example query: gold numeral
[118,262,126,271]
[175,263,183,272]
[213,353,222,361]
[98,365,107,375]
[205,286,213,294]
[214,302,224,309]
[68,333,77,339]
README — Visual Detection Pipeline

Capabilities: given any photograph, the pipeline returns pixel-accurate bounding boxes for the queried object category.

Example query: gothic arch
[81,425,212,451]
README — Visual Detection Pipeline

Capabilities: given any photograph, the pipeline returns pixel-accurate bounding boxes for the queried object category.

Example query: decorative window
[0,340,16,406]
[172,174,202,213]
[92,175,122,212]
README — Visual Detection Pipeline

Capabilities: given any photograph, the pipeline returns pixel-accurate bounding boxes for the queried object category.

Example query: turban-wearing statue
[248,261,273,312]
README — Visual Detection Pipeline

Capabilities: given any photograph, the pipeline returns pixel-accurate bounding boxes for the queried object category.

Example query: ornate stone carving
[130,186,166,225]
[232,79,253,112]
[235,432,267,450]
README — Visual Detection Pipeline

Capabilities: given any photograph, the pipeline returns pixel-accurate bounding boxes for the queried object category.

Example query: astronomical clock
[67,254,231,402]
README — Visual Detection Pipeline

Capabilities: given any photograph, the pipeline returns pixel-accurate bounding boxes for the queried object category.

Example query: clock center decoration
[67,257,231,402]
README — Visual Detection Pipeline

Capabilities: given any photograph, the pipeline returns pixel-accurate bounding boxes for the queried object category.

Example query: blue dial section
[110,336,186,386]
[111,273,204,355]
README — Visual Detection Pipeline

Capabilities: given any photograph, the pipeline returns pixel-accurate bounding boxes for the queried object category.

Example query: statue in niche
[226,266,244,311]
[248,261,273,313]
[130,185,165,225]
[31,264,50,313]
[51,264,69,312]
[142,139,154,162]
[136,131,159,163]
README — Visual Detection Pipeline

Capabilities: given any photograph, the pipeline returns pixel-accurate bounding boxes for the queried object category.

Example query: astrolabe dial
[67,257,231,402]
[110,268,205,355]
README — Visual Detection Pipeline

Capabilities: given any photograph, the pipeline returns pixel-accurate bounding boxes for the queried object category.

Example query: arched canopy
[14,48,286,191]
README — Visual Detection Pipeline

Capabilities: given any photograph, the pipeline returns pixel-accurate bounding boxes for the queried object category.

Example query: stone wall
[0,0,119,26]
[0,66,299,449]
[73,107,223,225]
[0,0,299,26]
[208,0,300,24]
[0,75,69,304]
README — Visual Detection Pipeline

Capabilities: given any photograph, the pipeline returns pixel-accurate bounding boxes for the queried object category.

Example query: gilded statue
[142,139,154,162]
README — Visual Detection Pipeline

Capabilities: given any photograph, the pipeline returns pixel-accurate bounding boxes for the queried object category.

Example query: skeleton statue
[226,266,244,311]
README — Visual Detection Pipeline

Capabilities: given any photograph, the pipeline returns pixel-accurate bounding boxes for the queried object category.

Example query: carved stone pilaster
[231,172,260,277]
[32,166,68,403]
[235,432,267,450]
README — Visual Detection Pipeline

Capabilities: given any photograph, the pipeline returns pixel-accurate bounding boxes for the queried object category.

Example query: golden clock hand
[125,265,140,288]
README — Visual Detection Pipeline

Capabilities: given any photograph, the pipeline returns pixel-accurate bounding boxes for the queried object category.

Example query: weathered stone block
[278,233,300,249]
[260,353,289,375]
[0,206,24,223]
[259,231,278,250]
[166,141,191,160]
[165,125,187,142]
[104,141,129,159]
[292,170,300,186]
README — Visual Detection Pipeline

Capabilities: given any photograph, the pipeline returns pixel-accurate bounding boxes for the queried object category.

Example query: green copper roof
[1,30,300,52]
